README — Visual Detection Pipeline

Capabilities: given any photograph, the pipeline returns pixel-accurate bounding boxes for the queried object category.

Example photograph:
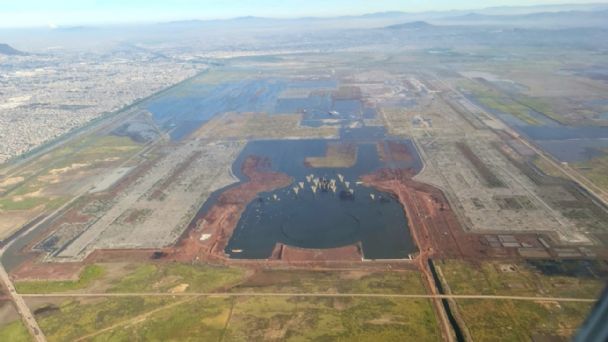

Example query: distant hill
[441,9,608,28]
[0,43,26,56]
[386,21,434,30]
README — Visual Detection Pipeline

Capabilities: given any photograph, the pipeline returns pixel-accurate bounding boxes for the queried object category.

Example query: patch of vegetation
[0,197,48,211]
[25,264,439,341]
[90,295,439,341]
[456,299,591,341]
[0,320,31,342]
[0,134,141,216]
[88,297,232,342]
[459,80,545,126]
[532,156,566,179]
[108,263,246,293]
[15,265,106,294]
[226,296,440,341]
[575,150,608,192]
[232,269,427,295]
[526,260,608,278]
[194,112,338,140]
[438,260,604,299]
[36,297,174,342]
[62,135,141,168]
[515,95,564,124]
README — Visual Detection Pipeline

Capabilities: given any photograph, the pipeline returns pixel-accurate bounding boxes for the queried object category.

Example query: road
[0,248,46,342]
[19,291,597,302]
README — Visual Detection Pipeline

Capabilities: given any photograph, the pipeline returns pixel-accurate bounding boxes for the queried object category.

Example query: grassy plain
[193,112,338,140]
[13,262,439,341]
[438,260,600,341]
[456,299,591,341]
[14,263,427,296]
[575,151,608,193]
[0,135,142,240]
[438,259,604,299]
[458,80,564,125]
[35,297,175,342]
[0,320,31,342]
[232,269,427,295]
[225,296,440,341]
[30,296,440,342]
[15,263,426,294]
[15,265,106,294]
[107,263,246,293]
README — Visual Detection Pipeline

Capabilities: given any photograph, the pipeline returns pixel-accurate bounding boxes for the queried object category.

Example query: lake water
[465,95,608,162]
[225,139,421,259]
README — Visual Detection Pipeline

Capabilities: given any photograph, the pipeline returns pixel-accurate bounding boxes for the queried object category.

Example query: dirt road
[0,248,46,342]
[19,291,597,302]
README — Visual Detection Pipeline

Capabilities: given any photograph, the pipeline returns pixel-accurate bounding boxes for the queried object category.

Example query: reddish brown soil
[86,249,162,263]
[361,168,514,262]
[276,244,362,262]
[377,141,414,163]
[363,168,480,341]
[304,142,356,168]
[166,155,292,262]
[11,259,84,281]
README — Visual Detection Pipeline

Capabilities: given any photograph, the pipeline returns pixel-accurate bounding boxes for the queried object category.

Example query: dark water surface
[225,140,421,259]
[465,94,608,162]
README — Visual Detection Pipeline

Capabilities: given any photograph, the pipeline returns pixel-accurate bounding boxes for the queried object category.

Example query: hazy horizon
[1,0,608,28]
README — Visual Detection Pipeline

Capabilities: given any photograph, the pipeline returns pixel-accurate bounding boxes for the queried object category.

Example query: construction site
[1,54,607,342]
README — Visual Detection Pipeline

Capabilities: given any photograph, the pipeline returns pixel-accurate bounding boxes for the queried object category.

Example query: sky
[0,0,605,28]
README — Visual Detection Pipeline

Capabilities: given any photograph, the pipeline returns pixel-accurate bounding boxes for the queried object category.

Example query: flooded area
[147,78,286,140]
[465,95,608,162]
[225,139,421,259]
[142,72,424,260]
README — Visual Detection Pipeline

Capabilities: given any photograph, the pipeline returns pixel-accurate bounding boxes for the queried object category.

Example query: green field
[456,299,591,341]
[458,80,564,126]
[575,150,608,193]
[16,265,106,294]
[12,263,439,340]
[437,259,604,299]
[31,295,440,342]
[0,135,142,213]
[36,297,176,342]
[107,263,247,293]
[0,320,31,342]
[231,269,427,295]
[15,262,427,296]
